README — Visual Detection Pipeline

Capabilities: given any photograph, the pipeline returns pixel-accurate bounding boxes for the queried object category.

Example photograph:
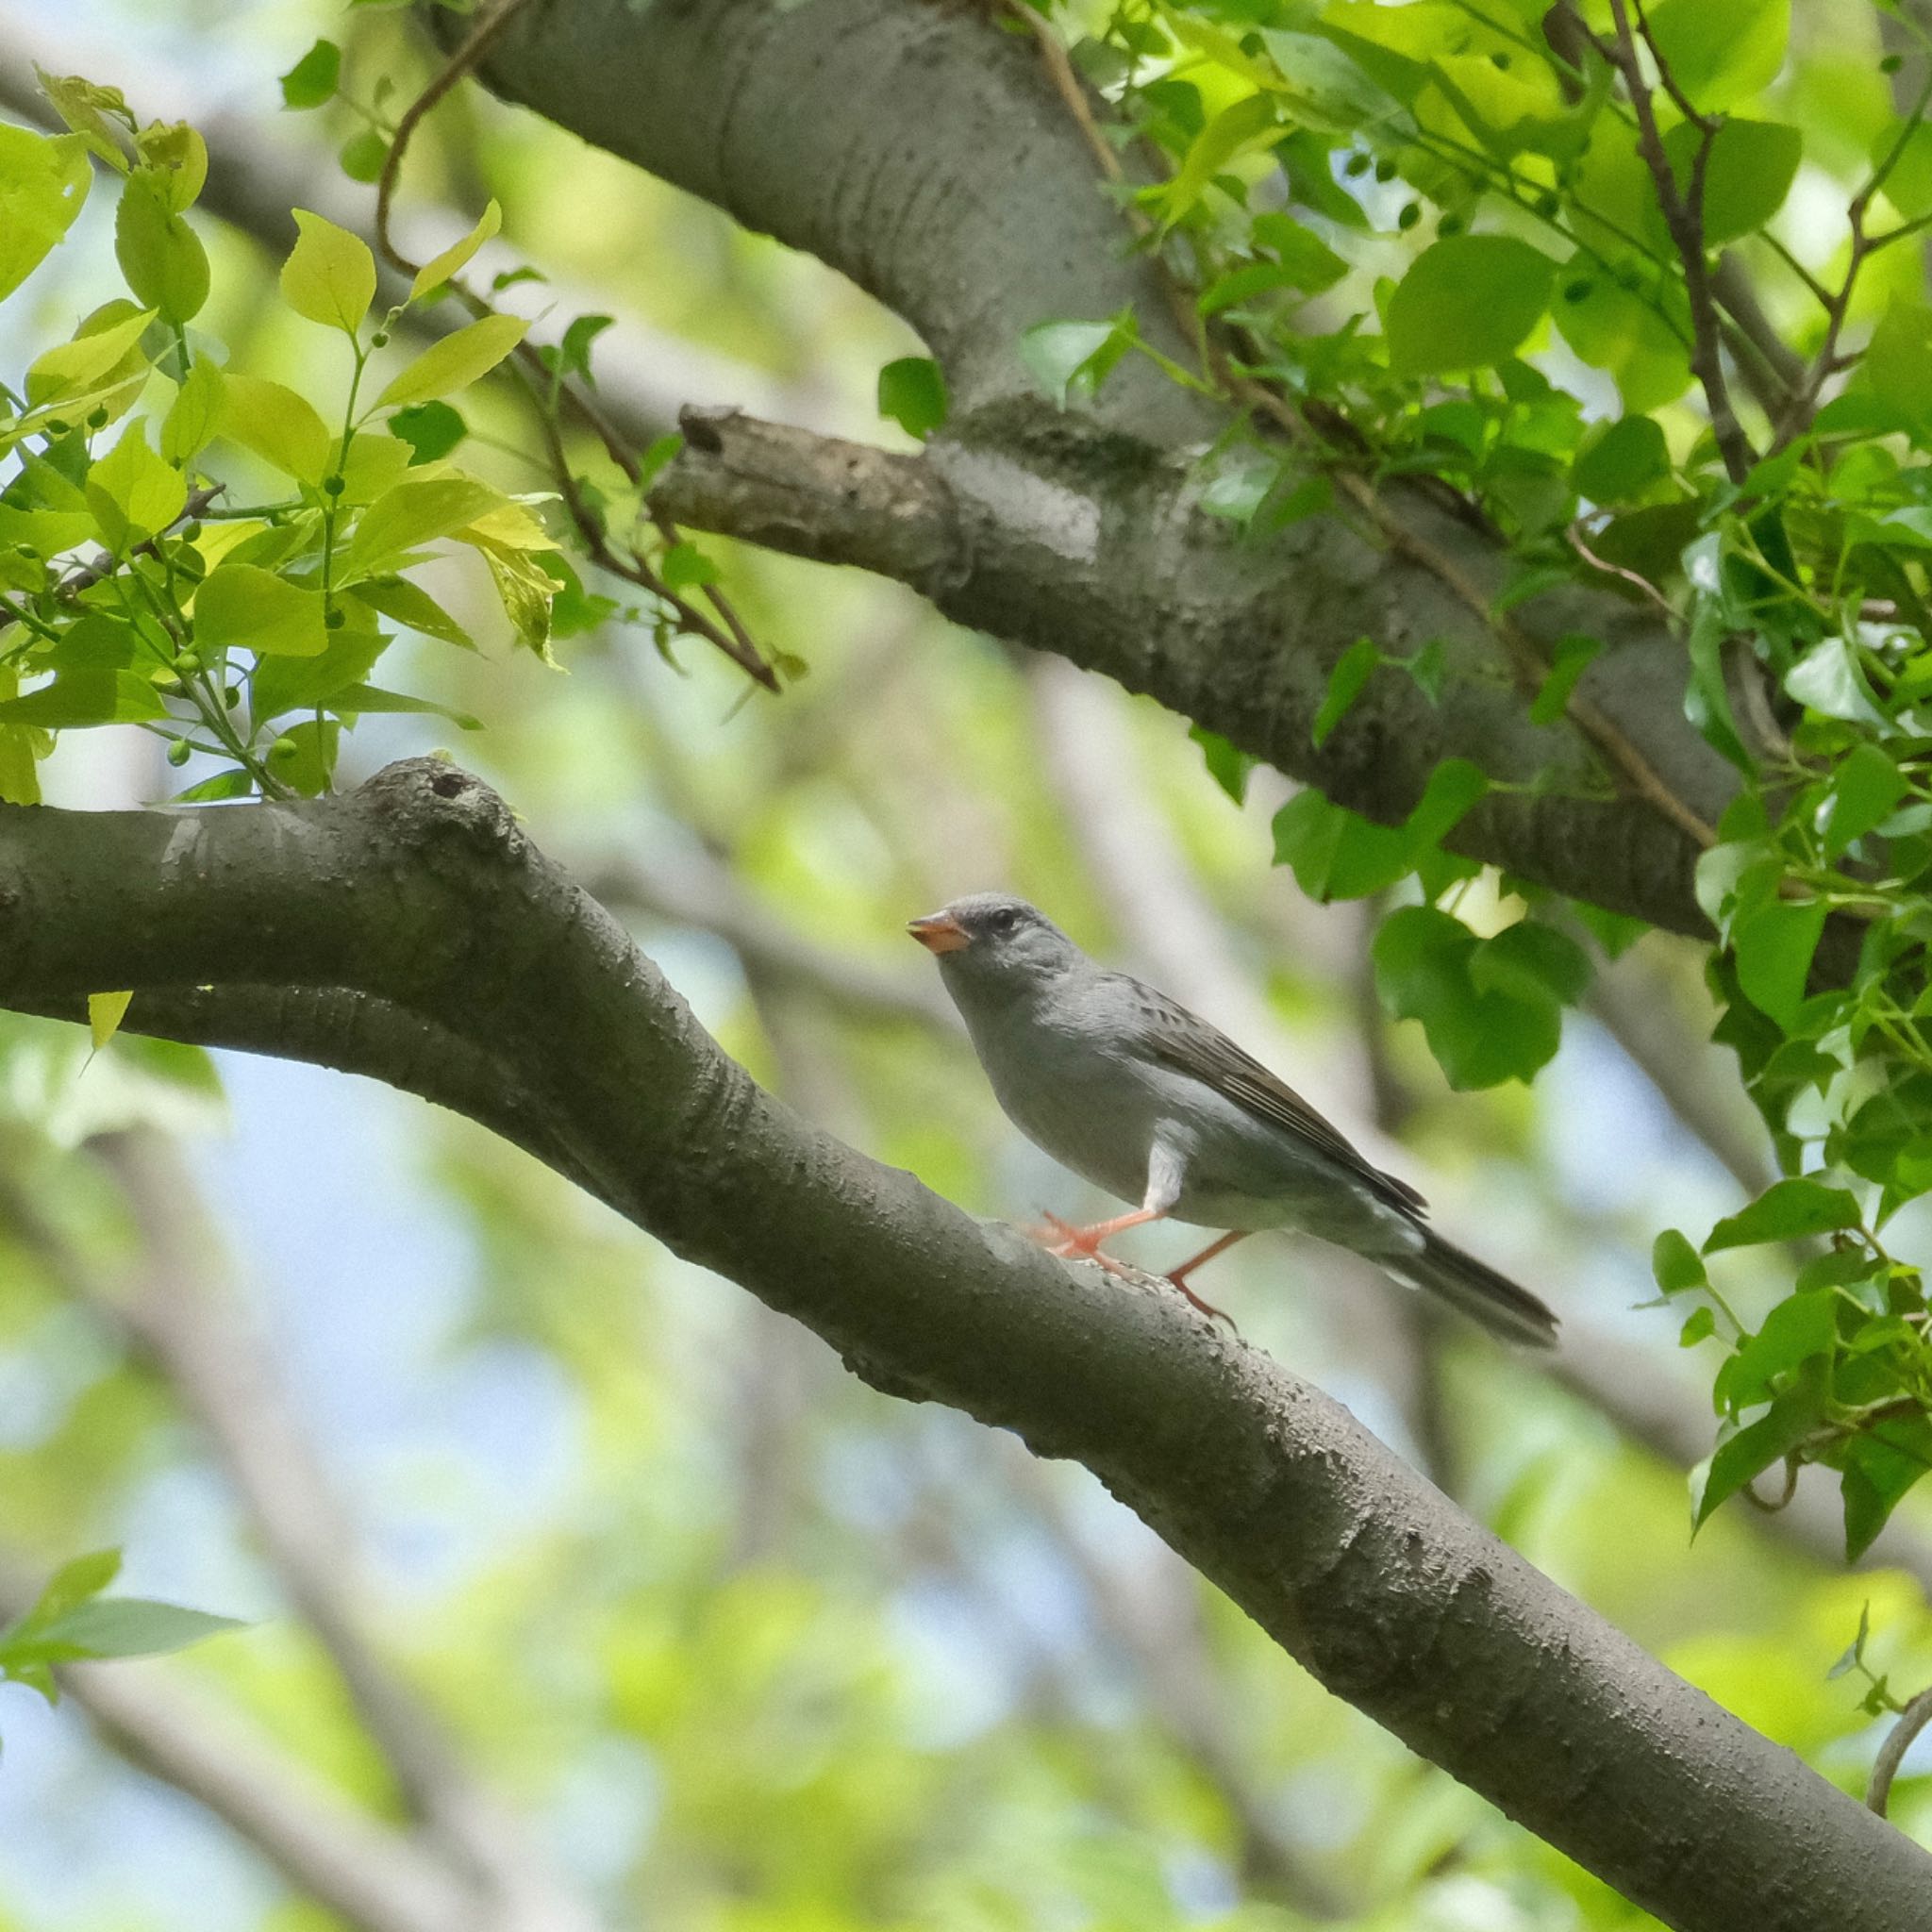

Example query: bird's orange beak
[907,911,970,954]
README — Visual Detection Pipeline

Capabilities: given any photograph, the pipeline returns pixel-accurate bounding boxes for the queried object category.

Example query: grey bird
[908,892,1557,1347]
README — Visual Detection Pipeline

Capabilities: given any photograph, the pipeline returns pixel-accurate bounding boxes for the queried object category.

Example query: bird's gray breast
[957,986,1166,1206]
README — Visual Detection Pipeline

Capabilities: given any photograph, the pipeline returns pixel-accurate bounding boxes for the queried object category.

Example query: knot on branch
[359,758,527,869]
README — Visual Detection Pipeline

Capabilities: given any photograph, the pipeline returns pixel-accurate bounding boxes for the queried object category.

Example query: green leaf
[1157,91,1280,225]
[266,716,339,795]
[1386,236,1555,377]
[28,1597,244,1662]
[1857,297,1932,435]
[1679,1305,1716,1346]
[1659,119,1801,245]
[131,123,207,215]
[114,172,209,325]
[1250,210,1349,291]
[87,991,132,1051]
[1467,919,1591,1008]
[0,124,92,304]
[1717,1291,1840,1411]
[374,314,527,409]
[161,356,225,464]
[1644,0,1790,113]
[386,401,468,464]
[1312,637,1378,748]
[546,312,614,387]
[878,357,949,439]
[25,1549,122,1621]
[194,563,328,658]
[409,198,500,301]
[33,72,133,172]
[1529,633,1601,727]
[339,129,388,184]
[1019,312,1136,408]
[1821,745,1907,858]
[0,671,168,726]
[1785,636,1886,726]
[1692,1371,1824,1530]
[280,208,375,336]
[344,476,500,579]
[25,304,154,408]
[279,38,341,109]
[1705,1177,1864,1253]
[249,616,385,720]
[1372,904,1571,1089]
[328,684,480,728]
[1551,275,1693,412]
[219,371,331,484]
[1653,1227,1707,1293]
[660,541,719,592]
[349,575,474,649]
[1190,725,1256,805]
[1273,758,1487,902]
[1730,894,1826,1031]
[85,421,187,552]
[1574,416,1668,506]
[1842,1420,1932,1561]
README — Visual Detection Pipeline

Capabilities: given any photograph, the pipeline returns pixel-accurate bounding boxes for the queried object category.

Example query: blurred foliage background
[2,1,1932,1928]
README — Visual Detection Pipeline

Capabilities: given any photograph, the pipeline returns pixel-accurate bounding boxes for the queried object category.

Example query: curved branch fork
[0,759,1923,1926]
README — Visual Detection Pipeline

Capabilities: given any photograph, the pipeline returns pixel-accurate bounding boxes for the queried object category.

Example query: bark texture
[0,761,1924,1932]
[450,0,1738,935]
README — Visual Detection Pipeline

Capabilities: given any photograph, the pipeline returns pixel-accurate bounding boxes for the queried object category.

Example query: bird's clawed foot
[1162,1270,1240,1335]
[1029,1209,1130,1271]
[1027,1210,1240,1333]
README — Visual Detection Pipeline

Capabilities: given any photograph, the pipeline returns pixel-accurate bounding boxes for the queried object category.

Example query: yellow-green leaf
[0,125,92,303]
[25,305,154,407]
[34,71,133,172]
[219,371,330,484]
[374,314,527,410]
[115,172,209,325]
[410,199,501,303]
[194,563,327,658]
[88,991,133,1052]
[132,122,208,213]
[161,356,225,464]
[86,420,187,552]
[343,475,500,578]
[0,668,43,806]
[280,208,375,336]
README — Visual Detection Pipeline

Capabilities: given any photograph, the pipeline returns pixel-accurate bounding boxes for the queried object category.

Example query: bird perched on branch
[908,892,1557,1347]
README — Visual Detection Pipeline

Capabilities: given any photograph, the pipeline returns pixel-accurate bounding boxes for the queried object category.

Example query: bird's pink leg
[1165,1229,1249,1328]
[1032,1210,1241,1331]
[1033,1205,1166,1261]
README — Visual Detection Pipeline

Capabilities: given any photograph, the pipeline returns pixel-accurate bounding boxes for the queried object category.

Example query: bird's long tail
[1388,1230,1558,1349]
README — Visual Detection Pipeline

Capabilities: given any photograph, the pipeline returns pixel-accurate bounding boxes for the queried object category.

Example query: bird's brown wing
[1124,976,1429,1218]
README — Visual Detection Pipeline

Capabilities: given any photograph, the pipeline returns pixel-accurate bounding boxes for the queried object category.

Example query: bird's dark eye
[990,908,1020,935]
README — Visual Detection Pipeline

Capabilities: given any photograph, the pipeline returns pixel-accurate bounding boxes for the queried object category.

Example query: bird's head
[906,893,1080,993]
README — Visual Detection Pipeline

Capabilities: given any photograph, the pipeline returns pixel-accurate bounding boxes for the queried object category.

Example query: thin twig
[1606,0,1755,484]
[1869,1684,1932,1816]
[56,484,226,597]
[1567,520,1676,619]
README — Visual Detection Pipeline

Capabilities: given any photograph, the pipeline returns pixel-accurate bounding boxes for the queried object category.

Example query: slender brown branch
[1606,0,1755,484]
[1869,1684,1932,1817]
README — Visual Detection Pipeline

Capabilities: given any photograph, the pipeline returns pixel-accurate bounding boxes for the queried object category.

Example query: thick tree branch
[0,760,1925,1930]
[441,0,1739,938]
[653,407,1724,933]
